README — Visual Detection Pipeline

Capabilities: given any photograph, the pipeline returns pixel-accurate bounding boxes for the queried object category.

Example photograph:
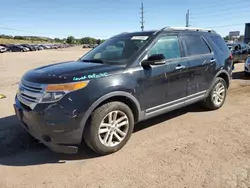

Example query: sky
[0,0,249,39]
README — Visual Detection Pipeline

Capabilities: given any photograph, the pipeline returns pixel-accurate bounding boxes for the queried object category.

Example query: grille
[17,79,45,108]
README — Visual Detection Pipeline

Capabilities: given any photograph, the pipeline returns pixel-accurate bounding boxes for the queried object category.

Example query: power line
[140,2,145,31]
[207,23,246,28]
[190,5,250,19]
[189,0,248,12]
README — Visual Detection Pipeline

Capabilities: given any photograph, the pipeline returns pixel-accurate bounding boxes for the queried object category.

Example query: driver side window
[148,36,181,60]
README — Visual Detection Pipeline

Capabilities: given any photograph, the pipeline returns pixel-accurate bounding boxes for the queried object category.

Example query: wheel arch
[215,70,230,89]
[79,91,142,133]
[206,69,230,97]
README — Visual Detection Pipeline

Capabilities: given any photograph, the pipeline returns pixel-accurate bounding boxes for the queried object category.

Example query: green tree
[0,35,13,39]
[54,38,62,43]
[66,36,75,44]
[14,36,26,40]
[224,36,230,41]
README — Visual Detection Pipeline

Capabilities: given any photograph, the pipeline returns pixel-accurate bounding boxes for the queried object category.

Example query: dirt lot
[1,48,250,188]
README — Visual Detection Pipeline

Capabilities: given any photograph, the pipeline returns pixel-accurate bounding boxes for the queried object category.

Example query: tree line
[64,36,105,45]
[0,34,105,44]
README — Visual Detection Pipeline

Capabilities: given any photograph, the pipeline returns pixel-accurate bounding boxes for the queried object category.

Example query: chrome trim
[20,83,42,92]
[146,90,207,113]
[17,79,46,109]
[19,94,38,102]
[162,26,216,33]
[17,94,37,110]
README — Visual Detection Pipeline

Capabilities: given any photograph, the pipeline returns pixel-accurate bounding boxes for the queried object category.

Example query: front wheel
[202,77,227,110]
[83,101,134,155]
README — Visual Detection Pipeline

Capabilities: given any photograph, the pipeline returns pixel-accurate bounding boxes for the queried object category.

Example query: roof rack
[161,26,216,33]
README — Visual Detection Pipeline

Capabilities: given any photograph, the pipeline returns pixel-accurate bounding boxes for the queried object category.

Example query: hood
[22,61,125,84]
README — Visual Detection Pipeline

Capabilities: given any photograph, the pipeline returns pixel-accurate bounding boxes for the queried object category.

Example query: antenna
[140,3,145,31]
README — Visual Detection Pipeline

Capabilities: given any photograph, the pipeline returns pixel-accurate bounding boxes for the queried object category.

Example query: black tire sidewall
[88,102,134,155]
[209,78,227,109]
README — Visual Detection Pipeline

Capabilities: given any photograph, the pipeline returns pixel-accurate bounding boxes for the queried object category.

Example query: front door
[181,34,216,96]
[137,35,188,114]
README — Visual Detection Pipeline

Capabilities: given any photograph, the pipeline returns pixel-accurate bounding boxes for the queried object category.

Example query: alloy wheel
[212,82,225,106]
[98,110,129,147]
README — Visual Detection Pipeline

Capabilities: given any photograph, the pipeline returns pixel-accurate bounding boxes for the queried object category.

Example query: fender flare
[79,91,142,132]
[206,69,231,96]
[214,69,231,87]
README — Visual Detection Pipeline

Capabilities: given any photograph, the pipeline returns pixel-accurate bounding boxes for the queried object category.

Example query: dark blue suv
[14,27,233,155]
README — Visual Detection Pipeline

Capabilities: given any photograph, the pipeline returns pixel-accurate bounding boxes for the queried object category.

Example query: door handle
[175,65,185,70]
[210,59,216,63]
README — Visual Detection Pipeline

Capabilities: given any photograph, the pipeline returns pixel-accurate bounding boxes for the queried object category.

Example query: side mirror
[141,54,166,67]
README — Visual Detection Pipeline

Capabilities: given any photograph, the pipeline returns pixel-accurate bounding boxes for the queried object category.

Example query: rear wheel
[245,72,250,77]
[83,101,134,155]
[202,77,227,110]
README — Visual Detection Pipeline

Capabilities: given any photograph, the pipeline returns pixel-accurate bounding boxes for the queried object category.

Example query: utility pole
[186,9,190,27]
[140,2,145,31]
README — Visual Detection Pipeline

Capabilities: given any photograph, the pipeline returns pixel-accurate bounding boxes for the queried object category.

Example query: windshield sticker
[73,72,108,81]
[131,36,148,40]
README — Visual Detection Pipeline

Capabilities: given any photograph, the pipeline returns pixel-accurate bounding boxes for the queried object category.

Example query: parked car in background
[244,55,250,76]
[30,44,39,51]
[0,43,73,53]
[38,45,48,49]
[227,42,250,62]
[36,45,44,50]
[21,44,36,51]
[7,44,29,52]
[0,45,8,53]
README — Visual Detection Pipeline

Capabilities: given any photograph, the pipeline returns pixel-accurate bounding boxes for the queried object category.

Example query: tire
[83,101,134,155]
[245,72,250,77]
[202,77,227,110]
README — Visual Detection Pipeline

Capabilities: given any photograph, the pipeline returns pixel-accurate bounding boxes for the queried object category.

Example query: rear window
[210,36,230,53]
[183,35,211,56]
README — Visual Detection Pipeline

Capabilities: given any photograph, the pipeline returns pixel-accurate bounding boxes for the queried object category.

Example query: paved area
[1,48,250,188]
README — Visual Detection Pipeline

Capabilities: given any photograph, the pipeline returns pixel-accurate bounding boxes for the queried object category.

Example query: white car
[244,56,250,76]
[0,45,8,53]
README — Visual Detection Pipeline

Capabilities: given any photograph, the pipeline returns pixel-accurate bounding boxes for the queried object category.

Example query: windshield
[78,35,151,65]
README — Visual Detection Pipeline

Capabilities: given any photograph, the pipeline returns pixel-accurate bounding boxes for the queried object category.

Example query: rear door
[181,34,216,96]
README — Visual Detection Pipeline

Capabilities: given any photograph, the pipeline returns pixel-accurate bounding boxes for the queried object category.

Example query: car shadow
[0,103,207,167]
[232,71,250,80]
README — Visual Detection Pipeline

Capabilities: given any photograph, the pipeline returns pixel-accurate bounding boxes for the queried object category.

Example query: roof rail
[161,26,216,33]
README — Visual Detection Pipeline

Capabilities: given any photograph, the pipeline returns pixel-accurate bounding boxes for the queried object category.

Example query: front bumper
[14,96,84,154]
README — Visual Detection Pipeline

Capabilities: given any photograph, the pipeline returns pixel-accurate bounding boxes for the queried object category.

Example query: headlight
[40,81,89,103]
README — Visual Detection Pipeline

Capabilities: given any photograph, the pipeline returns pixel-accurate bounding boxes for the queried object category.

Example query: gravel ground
[1,47,250,188]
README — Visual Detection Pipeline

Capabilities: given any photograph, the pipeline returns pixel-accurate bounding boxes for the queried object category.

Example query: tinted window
[183,35,211,56]
[148,36,181,59]
[79,35,151,65]
[211,36,230,53]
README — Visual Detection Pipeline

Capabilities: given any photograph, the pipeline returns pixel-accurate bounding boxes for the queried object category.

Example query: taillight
[229,53,233,60]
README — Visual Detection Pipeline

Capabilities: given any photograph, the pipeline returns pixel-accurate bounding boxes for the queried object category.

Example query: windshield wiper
[80,59,105,64]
